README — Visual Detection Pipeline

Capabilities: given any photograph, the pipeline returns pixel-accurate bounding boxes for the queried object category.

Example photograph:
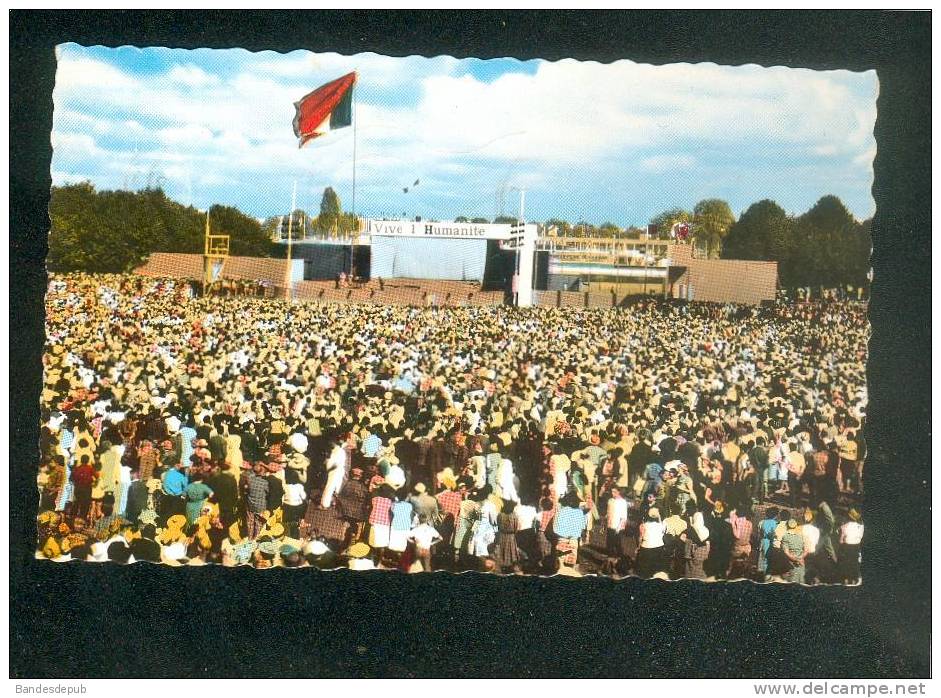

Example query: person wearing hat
[285,433,310,484]
[408,482,439,525]
[838,508,864,584]
[387,491,414,560]
[780,517,807,584]
[492,500,521,574]
[797,507,822,583]
[485,443,503,490]
[344,541,375,571]
[303,538,338,570]
[279,543,305,568]
[253,536,279,569]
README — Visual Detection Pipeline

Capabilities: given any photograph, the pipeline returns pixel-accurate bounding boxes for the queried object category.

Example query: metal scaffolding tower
[203,211,230,293]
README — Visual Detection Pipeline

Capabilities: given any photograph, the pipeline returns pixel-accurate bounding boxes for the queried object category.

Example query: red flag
[292,72,357,148]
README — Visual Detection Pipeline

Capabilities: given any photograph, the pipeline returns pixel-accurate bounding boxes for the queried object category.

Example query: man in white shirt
[320,438,348,509]
[408,515,443,572]
[606,487,629,558]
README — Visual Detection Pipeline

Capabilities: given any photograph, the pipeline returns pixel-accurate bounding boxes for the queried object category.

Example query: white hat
[165,416,181,433]
[288,433,309,453]
[385,464,406,489]
[305,540,330,556]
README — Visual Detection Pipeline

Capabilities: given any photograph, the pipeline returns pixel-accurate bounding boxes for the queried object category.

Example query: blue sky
[51,44,878,225]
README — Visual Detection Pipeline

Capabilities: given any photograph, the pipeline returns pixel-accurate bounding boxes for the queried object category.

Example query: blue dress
[757,518,778,573]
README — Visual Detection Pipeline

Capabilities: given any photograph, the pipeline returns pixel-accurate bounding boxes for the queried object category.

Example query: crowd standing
[36,273,866,583]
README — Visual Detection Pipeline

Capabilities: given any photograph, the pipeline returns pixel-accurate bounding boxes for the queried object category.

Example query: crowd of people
[36,273,867,583]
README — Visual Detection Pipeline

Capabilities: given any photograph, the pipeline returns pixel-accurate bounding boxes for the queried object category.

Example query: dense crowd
[36,273,866,583]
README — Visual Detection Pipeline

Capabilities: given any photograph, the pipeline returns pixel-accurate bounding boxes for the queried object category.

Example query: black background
[10,10,931,678]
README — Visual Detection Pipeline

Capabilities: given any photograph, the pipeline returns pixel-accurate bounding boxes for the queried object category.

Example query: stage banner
[364,219,512,240]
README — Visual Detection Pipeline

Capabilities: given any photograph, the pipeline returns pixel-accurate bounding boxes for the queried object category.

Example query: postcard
[39,45,873,583]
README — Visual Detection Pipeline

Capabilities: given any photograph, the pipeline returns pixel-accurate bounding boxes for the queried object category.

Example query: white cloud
[167,64,220,88]
[639,154,697,172]
[50,47,878,222]
[53,53,137,91]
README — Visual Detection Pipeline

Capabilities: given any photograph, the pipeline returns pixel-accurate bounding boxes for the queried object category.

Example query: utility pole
[509,187,526,306]
[284,181,297,301]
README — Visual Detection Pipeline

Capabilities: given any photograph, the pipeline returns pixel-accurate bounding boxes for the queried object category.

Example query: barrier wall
[668,245,777,305]
[135,252,303,285]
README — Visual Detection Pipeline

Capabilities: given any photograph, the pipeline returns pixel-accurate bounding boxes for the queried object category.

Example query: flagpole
[350,81,357,277]
[284,180,297,301]
[352,80,357,226]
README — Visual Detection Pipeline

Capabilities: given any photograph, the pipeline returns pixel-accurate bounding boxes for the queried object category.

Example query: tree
[693,199,735,258]
[846,219,872,288]
[261,216,282,241]
[209,204,274,257]
[454,216,470,223]
[794,195,860,289]
[544,218,571,237]
[47,182,275,273]
[649,208,691,240]
[493,215,519,225]
[721,195,863,290]
[317,187,342,234]
[598,222,622,237]
[470,217,490,224]
[574,220,597,238]
[338,212,361,236]
[721,199,793,271]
